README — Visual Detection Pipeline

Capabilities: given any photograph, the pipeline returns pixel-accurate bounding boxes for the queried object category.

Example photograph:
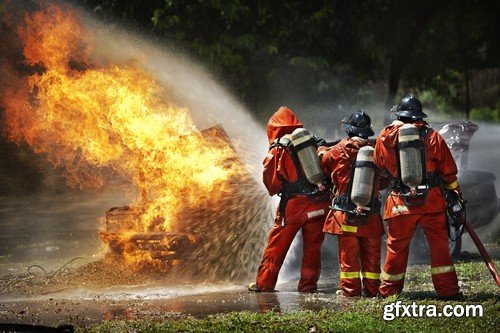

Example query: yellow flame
[2,1,243,248]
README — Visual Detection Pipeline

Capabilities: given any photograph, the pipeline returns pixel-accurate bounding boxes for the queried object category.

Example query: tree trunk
[384,56,403,124]
[464,66,471,119]
[453,2,472,120]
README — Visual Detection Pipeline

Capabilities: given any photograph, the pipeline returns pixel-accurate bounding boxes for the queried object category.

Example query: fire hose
[460,217,500,287]
[447,191,500,287]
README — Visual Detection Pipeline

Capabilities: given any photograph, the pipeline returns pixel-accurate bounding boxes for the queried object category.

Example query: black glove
[312,134,327,147]
[445,190,461,205]
[445,190,465,227]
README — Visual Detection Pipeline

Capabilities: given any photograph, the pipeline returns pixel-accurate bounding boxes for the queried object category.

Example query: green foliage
[418,89,464,121]
[470,107,500,122]
[75,0,500,115]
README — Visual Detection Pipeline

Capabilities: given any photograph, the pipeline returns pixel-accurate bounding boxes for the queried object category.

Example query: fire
[1,2,246,269]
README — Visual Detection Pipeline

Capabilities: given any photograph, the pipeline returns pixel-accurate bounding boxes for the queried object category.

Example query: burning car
[99,125,273,281]
[0,3,273,283]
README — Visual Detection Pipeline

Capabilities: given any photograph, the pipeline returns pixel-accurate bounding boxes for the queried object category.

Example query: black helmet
[342,110,374,139]
[395,94,427,119]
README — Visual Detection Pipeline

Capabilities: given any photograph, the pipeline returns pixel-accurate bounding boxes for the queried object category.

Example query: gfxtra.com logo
[383,301,483,321]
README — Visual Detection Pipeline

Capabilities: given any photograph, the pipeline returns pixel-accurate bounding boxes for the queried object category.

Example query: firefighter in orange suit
[374,94,461,298]
[249,106,329,293]
[322,110,387,297]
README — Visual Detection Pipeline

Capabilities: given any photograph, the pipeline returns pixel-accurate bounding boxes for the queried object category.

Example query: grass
[80,260,500,333]
[79,300,499,333]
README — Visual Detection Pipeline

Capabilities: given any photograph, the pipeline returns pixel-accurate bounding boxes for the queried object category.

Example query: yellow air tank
[398,124,423,190]
[351,146,375,210]
[291,128,324,186]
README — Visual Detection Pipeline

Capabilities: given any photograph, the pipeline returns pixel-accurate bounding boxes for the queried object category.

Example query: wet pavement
[0,280,348,327]
[0,197,345,326]
[0,178,344,327]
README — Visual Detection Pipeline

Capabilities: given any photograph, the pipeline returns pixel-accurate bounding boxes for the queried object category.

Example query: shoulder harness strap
[392,126,435,205]
[331,144,380,224]
[270,137,327,225]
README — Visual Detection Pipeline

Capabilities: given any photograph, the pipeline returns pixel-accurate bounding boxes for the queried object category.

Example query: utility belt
[278,179,329,225]
[281,179,316,196]
[331,193,381,225]
[389,171,443,206]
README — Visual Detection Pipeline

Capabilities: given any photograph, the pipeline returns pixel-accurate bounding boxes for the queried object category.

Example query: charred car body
[412,121,500,258]
[99,125,272,281]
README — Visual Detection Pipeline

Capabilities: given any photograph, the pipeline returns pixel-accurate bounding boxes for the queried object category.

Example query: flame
[1,2,245,268]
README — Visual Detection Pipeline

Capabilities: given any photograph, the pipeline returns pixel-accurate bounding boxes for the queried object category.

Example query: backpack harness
[269,137,330,225]
[390,126,442,206]
[330,142,380,225]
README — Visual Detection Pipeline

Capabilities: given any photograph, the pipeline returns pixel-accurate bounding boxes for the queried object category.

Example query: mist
[87,26,268,179]
[459,122,500,251]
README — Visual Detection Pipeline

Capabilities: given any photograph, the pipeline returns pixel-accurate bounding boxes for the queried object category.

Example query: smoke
[74,6,275,281]
[459,122,500,251]
[73,11,269,182]
[464,123,500,194]
[0,0,273,277]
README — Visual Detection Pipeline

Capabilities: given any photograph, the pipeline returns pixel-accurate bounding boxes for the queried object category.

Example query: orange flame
[2,1,243,250]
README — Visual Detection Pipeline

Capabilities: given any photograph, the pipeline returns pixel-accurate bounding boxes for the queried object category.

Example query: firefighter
[322,110,386,297]
[374,94,461,299]
[248,106,329,293]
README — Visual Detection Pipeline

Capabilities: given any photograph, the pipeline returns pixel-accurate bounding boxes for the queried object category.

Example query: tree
[75,0,500,118]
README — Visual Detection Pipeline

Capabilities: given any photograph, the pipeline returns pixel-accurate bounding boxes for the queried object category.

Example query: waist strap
[278,180,329,225]
[390,171,442,192]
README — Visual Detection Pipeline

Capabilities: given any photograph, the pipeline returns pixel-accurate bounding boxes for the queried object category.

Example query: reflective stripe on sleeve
[340,271,361,279]
[307,209,325,219]
[444,180,459,190]
[380,271,405,281]
[431,265,456,275]
[341,225,358,233]
[361,271,381,280]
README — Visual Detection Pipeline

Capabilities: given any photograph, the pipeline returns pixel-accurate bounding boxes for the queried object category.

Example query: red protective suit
[322,137,386,297]
[374,120,460,298]
[254,106,329,292]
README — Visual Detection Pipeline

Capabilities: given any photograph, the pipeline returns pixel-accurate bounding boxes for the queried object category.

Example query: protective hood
[266,106,303,143]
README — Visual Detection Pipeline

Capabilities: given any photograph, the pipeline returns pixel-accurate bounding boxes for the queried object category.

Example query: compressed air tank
[398,124,423,189]
[351,146,375,208]
[291,128,324,186]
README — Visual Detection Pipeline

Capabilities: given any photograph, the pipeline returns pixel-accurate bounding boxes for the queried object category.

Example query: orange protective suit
[374,120,460,298]
[254,106,329,292]
[322,137,386,297]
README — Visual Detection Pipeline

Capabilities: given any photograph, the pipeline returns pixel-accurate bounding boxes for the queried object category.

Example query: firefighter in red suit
[374,94,461,298]
[322,110,386,297]
[249,106,329,292]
